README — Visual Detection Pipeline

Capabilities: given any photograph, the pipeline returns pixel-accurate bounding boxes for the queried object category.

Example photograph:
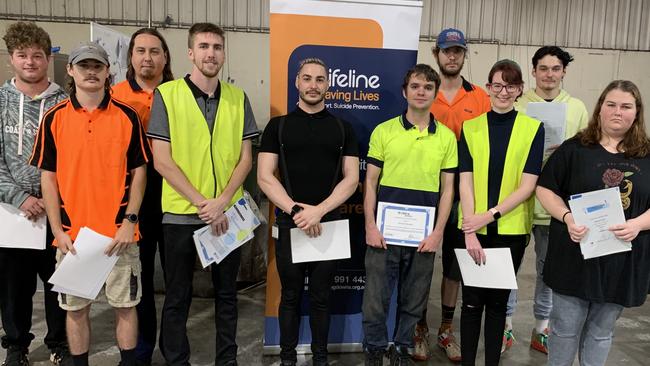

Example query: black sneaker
[2,347,29,366]
[388,345,414,366]
[49,346,72,366]
[364,349,384,366]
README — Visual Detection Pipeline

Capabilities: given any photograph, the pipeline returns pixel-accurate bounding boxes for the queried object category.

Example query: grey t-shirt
[147,75,259,224]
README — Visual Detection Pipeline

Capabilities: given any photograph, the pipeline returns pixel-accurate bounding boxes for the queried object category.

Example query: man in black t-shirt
[257,58,359,366]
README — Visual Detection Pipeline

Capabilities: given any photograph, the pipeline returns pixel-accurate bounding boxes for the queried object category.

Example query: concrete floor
[2,245,649,365]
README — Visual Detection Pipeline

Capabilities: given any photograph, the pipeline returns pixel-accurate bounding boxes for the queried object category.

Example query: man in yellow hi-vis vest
[147,23,259,366]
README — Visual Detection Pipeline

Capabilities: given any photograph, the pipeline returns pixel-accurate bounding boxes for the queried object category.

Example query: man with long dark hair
[112,27,173,366]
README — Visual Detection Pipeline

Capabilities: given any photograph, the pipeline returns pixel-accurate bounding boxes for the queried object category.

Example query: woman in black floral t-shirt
[536,80,650,366]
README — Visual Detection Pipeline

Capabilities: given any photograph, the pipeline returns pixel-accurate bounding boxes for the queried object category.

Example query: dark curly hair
[2,21,52,56]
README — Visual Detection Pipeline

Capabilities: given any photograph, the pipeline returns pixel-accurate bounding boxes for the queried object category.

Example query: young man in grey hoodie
[0,22,70,366]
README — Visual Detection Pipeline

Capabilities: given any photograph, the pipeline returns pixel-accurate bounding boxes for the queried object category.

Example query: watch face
[126,214,138,223]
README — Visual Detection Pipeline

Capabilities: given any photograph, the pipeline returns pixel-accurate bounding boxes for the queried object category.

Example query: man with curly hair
[0,21,70,366]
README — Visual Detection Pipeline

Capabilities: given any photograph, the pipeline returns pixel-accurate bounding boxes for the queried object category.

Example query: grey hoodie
[0,79,68,207]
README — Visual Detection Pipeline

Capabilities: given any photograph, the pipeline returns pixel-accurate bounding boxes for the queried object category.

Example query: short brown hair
[576,80,649,158]
[402,64,441,95]
[296,58,327,77]
[2,21,52,56]
[188,23,225,48]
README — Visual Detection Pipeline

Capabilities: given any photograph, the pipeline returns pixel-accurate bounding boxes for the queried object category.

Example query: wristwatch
[489,208,501,220]
[290,204,304,217]
[124,213,139,224]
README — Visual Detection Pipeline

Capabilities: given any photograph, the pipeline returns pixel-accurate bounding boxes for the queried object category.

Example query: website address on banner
[332,284,365,291]
[326,103,380,111]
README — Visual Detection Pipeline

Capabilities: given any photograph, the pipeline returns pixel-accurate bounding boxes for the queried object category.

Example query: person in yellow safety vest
[147,23,259,365]
[502,46,589,356]
[457,59,544,366]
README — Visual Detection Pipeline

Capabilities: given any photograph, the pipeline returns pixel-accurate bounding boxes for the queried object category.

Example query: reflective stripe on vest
[158,79,245,214]
[459,112,540,235]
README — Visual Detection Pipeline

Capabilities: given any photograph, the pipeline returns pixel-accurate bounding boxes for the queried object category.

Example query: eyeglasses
[487,83,520,94]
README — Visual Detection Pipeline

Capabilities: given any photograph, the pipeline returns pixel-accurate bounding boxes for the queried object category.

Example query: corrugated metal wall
[1,0,648,50]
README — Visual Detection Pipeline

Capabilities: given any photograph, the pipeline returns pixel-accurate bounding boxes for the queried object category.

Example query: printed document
[194,197,261,268]
[376,202,435,247]
[455,248,518,289]
[0,203,46,250]
[525,102,567,157]
[568,187,631,259]
[290,219,351,264]
[48,227,118,300]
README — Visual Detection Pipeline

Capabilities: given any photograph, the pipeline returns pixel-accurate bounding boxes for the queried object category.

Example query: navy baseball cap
[437,28,467,49]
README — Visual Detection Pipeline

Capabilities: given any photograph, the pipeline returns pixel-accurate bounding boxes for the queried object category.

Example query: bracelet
[562,210,571,224]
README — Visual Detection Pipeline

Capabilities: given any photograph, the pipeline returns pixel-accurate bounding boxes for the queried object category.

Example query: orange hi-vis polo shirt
[30,92,151,244]
[430,77,491,140]
[112,78,154,130]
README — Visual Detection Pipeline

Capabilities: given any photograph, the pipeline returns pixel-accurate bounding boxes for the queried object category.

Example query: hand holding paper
[455,248,518,289]
[568,187,631,259]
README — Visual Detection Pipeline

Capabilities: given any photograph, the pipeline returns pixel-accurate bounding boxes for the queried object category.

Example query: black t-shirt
[458,109,544,229]
[539,137,650,307]
[260,107,359,223]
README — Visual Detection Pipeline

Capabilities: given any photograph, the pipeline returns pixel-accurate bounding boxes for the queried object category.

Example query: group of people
[0,20,648,366]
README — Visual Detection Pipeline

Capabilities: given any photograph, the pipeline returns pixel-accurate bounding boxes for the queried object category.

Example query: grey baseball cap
[68,42,109,66]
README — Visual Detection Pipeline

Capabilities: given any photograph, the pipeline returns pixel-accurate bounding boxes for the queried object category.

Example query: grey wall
[2,19,648,129]
[1,0,649,50]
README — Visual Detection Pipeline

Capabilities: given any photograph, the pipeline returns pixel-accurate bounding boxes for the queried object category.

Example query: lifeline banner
[265,0,423,353]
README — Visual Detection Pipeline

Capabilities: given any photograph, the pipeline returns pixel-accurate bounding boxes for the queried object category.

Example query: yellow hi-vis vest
[459,112,540,235]
[157,79,245,214]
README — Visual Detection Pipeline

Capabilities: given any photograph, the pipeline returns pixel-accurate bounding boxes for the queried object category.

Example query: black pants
[135,166,165,363]
[159,224,241,366]
[275,227,337,363]
[459,229,528,366]
[0,237,66,350]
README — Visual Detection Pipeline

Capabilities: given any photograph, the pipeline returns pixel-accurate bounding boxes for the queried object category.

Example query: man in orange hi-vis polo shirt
[414,28,491,363]
[30,42,150,366]
[112,27,173,366]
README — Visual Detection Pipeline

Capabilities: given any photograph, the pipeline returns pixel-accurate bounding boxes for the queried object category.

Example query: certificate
[455,248,518,289]
[290,219,351,263]
[525,102,567,157]
[376,202,435,247]
[568,187,631,259]
[0,203,46,250]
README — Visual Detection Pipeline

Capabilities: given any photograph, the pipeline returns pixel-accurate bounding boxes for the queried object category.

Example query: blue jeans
[532,225,553,320]
[362,245,434,351]
[548,293,623,366]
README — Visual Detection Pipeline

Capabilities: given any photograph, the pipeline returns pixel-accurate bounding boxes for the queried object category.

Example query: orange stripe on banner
[269,14,383,119]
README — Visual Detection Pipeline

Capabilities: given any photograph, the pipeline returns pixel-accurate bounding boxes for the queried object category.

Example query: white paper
[376,202,435,247]
[455,248,518,289]
[0,203,47,250]
[48,227,119,300]
[290,219,351,264]
[568,187,631,259]
[525,102,567,157]
[193,197,261,268]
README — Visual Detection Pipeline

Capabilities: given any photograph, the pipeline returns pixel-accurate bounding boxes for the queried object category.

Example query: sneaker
[437,330,461,362]
[412,324,430,361]
[501,329,515,354]
[530,328,549,354]
[49,347,72,366]
[364,349,384,366]
[2,347,29,366]
[388,345,414,366]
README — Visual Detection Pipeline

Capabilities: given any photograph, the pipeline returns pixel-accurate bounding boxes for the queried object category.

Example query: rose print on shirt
[602,168,633,210]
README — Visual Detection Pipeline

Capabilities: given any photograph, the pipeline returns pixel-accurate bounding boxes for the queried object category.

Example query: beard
[137,67,158,81]
[438,60,464,77]
[299,90,325,105]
